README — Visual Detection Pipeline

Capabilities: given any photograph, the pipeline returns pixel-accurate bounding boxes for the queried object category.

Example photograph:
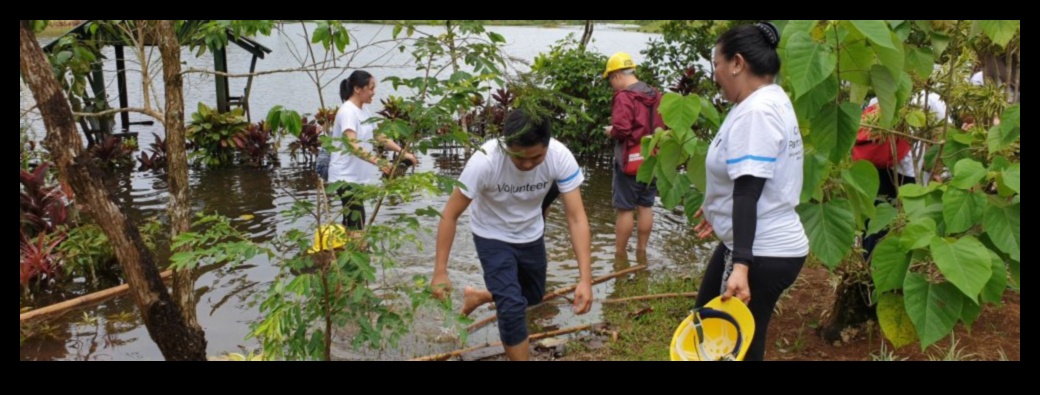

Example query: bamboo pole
[410,323,596,361]
[601,292,698,304]
[20,270,174,323]
[466,265,648,333]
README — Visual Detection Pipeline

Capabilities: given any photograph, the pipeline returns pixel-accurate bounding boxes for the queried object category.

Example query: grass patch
[598,269,701,360]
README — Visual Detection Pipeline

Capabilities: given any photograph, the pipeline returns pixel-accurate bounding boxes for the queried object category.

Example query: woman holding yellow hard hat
[689,21,808,361]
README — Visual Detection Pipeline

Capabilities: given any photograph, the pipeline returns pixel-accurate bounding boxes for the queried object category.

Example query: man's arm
[560,188,593,313]
[432,187,472,298]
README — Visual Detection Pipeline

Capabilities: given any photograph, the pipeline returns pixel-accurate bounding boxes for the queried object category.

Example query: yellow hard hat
[603,52,636,79]
[669,296,755,361]
[307,224,348,254]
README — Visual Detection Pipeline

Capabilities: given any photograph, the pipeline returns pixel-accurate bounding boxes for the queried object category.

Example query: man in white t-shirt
[431,110,593,361]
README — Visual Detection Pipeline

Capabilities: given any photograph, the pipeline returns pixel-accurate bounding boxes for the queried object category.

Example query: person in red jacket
[604,52,665,254]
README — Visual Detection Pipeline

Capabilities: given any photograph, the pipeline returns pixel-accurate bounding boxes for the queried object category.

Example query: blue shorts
[473,234,547,346]
[613,163,657,210]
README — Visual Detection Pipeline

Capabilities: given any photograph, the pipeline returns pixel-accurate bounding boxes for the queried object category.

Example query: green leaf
[686,143,708,192]
[951,159,987,189]
[906,46,934,79]
[872,236,911,293]
[849,20,895,50]
[847,186,875,230]
[797,200,856,269]
[658,141,682,174]
[837,38,876,86]
[903,273,963,349]
[698,96,720,130]
[931,236,992,299]
[659,93,699,134]
[906,109,927,128]
[901,218,936,251]
[812,102,860,163]
[943,188,985,234]
[636,156,657,185]
[1009,259,1019,290]
[873,31,905,77]
[780,19,815,50]
[785,32,836,100]
[982,250,1007,304]
[977,20,1019,48]
[794,74,838,126]
[898,183,934,198]
[960,293,981,328]
[662,176,690,210]
[488,32,506,43]
[983,202,1020,261]
[392,24,403,39]
[844,160,880,199]
[867,203,897,237]
[870,65,898,128]
[800,153,830,204]
[1001,163,1020,194]
[877,293,918,349]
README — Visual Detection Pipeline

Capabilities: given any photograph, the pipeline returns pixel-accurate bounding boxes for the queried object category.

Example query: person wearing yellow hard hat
[604,52,664,255]
[689,22,807,361]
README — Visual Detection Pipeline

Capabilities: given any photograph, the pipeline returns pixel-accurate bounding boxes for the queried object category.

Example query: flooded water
[20,22,716,360]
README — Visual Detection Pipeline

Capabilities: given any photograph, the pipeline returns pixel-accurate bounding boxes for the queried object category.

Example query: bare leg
[636,205,654,252]
[615,209,635,253]
[503,339,530,361]
[462,286,494,316]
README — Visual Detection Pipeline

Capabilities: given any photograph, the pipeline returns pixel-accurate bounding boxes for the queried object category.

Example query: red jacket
[610,82,665,147]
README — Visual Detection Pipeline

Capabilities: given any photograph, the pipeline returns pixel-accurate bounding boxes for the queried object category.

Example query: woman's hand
[693,208,714,239]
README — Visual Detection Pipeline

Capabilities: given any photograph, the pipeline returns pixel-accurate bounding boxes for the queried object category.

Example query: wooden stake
[20,270,174,323]
[601,292,698,304]
[410,323,596,361]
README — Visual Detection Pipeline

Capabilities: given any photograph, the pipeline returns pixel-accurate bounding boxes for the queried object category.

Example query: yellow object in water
[669,296,755,361]
[307,224,348,254]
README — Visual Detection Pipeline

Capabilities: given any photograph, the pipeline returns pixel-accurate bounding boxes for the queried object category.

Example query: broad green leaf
[800,152,830,204]
[797,200,856,269]
[930,31,952,57]
[844,160,880,199]
[943,188,985,234]
[898,183,934,198]
[960,294,981,328]
[870,65,898,128]
[981,250,1007,304]
[698,96,720,130]
[812,102,861,164]
[951,158,987,189]
[872,236,911,293]
[658,141,682,175]
[1000,163,1020,194]
[847,185,875,230]
[786,31,836,100]
[794,74,838,126]
[662,175,689,210]
[903,273,963,349]
[838,38,876,86]
[636,155,657,185]
[780,20,815,50]
[686,144,708,192]
[848,20,895,50]
[873,31,905,77]
[659,93,699,134]
[906,109,927,128]
[983,202,1020,261]
[877,293,918,349]
[867,202,897,237]
[901,218,936,251]
[930,236,992,300]
[906,46,934,79]
[1009,259,1019,290]
[977,20,1019,48]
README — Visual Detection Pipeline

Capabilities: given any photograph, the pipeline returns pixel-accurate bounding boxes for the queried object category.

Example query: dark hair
[339,70,373,101]
[716,22,781,76]
[503,110,551,148]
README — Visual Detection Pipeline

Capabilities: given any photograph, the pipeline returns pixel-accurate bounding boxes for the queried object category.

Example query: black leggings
[695,243,805,361]
[337,185,366,230]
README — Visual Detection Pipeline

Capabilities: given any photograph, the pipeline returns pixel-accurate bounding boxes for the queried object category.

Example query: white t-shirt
[329,101,381,185]
[703,84,809,258]
[458,138,585,244]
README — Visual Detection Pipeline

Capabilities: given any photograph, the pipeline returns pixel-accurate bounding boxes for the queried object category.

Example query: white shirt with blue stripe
[703,84,809,258]
[458,138,584,244]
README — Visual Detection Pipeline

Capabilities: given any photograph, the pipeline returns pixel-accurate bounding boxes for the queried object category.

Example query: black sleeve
[732,175,767,267]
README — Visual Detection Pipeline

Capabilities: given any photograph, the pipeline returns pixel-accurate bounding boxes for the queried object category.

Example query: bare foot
[462,286,493,317]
